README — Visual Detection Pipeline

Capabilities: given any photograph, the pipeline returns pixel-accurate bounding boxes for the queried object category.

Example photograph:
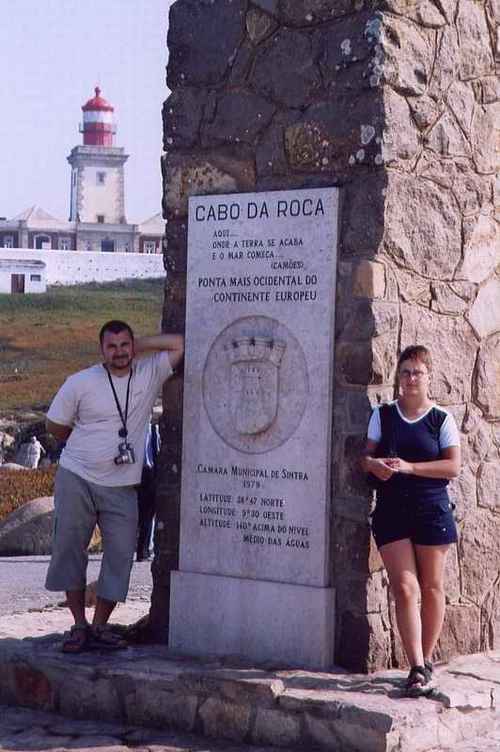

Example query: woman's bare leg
[379,538,424,668]
[414,544,451,663]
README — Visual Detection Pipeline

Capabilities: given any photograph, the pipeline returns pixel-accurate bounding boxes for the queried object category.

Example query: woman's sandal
[89,624,128,651]
[61,623,89,654]
[405,665,434,697]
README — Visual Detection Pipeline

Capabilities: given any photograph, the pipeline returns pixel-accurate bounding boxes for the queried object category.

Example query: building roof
[7,206,74,231]
[10,206,59,223]
[139,212,164,236]
[82,86,114,112]
[0,259,46,269]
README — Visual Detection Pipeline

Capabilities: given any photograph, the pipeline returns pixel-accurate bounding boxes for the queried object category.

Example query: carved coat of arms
[225,337,286,435]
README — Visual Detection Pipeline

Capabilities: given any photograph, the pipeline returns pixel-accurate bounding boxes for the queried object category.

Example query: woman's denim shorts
[371,487,458,548]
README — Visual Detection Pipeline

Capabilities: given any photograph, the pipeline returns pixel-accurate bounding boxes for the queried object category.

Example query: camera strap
[104,366,132,438]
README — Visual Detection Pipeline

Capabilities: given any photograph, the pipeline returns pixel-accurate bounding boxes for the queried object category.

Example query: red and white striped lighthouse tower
[80,86,116,147]
[68,86,128,227]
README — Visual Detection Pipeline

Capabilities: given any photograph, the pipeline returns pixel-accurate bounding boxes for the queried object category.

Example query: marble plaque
[180,188,339,588]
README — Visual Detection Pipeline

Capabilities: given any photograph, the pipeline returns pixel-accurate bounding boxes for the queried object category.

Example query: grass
[0,467,56,520]
[0,278,165,414]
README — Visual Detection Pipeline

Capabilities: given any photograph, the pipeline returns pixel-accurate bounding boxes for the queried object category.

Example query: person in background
[23,436,45,470]
[45,319,183,653]
[136,420,161,562]
[361,345,461,697]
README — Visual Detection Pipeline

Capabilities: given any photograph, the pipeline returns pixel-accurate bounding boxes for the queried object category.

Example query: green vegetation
[0,467,56,520]
[0,278,165,413]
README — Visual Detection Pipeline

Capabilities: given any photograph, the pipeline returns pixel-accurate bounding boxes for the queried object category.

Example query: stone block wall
[153,0,500,672]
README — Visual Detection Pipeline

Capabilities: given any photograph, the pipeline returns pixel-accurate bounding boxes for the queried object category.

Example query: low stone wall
[0,248,164,286]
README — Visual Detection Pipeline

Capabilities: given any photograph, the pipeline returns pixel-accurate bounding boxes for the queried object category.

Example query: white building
[0,259,46,294]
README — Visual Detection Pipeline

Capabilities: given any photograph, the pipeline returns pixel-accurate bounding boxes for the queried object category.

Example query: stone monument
[169,188,339,667]
[152,0,500,672]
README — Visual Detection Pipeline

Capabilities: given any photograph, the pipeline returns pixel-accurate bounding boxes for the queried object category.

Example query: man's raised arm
[134,333,184,370]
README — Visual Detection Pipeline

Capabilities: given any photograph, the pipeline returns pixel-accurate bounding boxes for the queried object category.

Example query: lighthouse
[67,87,129,227]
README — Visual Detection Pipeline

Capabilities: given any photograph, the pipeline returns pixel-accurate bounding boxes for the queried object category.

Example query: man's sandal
[405,665,434,697]
[89,624,128,651]
[61,623,89,654]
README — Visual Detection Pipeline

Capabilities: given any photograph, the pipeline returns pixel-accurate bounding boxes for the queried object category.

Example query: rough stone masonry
[151,0,500,672]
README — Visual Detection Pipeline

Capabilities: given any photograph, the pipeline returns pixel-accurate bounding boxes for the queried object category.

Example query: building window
[30,274,42,282]
[59,238,71,250]
[3,236,14,248]
[97,171,106,185]
[101,239,115,253]
[97,215,105,224]
[35,234,52,249]
[144,241,156,254]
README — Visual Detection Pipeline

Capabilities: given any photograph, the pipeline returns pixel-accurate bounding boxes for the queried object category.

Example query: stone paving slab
[0,606,498,752]
[0,704,294,751]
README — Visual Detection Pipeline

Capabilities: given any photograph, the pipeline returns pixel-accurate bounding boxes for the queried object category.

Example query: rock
[252,707,301,747]
[426,112,472,158]
[256,110,302,177]
[384,174,462,279]
[473,76,500,105]
[459,511,500,608]
[382,0,447,26]
[246,7,276,44]
[471,103,500,174]
[474,333,500,419]
[429,26,460,100]
[456,0,495,80]
[0,497,54,556]
[167,0,246,87]
[436,603,482,661]
[477,461,500,512]
[198,697,251,742]
[380,15,434,97]
[446,80,476,134]
[202,91,276,147]
[252,0,279,17]
[316,10,376,86]
[456,214,500,283]
[163,88,208,149]
[400,304,478,405]
[431,283,471,315]
[162,152,255,218]
[341,173,386,255]
[280,0,361,25]
[382,88,421,163]
[352,261,386,299]
[467,277,500,339]
[0,463,25,472]
[250,29,322,108]
[408,94,442,131]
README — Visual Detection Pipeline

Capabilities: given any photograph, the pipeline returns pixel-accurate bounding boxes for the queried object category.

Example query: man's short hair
[99,320,134,345]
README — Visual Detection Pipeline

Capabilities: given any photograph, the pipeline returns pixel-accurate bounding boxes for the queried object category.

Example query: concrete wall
[154,0,500,672]
[0,248,164,286]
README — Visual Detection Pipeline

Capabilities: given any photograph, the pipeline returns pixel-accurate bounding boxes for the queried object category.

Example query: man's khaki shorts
[45,466,138,602]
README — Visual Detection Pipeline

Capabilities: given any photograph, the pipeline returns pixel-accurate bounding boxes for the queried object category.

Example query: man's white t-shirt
[47,352,172,486]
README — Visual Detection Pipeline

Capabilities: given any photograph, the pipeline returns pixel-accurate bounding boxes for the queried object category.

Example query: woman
[361,345,461,696]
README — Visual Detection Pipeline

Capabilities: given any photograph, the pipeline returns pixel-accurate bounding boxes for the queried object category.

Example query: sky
[0,0,175,224]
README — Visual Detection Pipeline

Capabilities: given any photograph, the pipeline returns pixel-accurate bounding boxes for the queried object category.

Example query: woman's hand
[386,457,414,474]
[368,458,397,481]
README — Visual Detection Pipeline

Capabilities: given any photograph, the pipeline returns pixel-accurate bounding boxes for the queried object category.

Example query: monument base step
[0,608,498,752]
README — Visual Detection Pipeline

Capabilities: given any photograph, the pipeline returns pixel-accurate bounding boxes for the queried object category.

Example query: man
[45,320,183,652]
[136,420,160,562]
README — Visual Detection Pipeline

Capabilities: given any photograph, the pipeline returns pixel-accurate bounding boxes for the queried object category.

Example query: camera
[114,441,136,465]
